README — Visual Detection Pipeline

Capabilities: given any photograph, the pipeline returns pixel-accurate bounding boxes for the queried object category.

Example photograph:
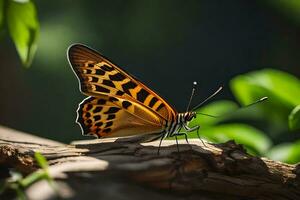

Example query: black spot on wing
[104,107,121,114]
[95,122,103,127]
[95,69,105,75]
[85,113,91,118]
[94,115,101,121]
[122,101,132,109]
[122,81,137,94]
[105,121,113,128]
[88,63,94,67]
[137,88,149,103]
[103,79,115,88]
[86,69,92,74]
[95,85,110,93]
[97,99,106,105]
[109,73,126,81]
[107,114,115,120]
[94,107,103,113]
[149,97,158,108]
[116,90,125,96]
[91,77,99,82]
[109,97,118,102]
[86,104,93,111]
[156,103,164,112]
[100,64,114,71]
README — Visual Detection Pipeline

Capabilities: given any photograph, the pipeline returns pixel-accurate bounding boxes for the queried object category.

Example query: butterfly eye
[186,112,196,121]
[192,112,197,119]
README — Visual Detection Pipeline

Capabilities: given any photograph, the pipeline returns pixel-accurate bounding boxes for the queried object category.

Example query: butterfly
[68,44,211,145]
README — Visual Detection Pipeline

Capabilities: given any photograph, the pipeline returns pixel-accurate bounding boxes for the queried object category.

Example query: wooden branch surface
[0,125,299,200]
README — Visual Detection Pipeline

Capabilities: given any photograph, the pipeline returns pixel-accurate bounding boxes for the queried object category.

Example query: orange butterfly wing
[68,44,177,138]
[68,44,177,122]
[77,95,164,138]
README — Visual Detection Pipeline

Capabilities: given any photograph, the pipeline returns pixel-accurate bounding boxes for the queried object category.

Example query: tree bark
[0,125,299,200]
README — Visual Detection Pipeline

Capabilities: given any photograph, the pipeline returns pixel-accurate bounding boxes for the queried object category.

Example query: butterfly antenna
[192,86,223,111]
[196,113,218,118]
[196,96,268,117]
[186,81,197,112]
[243,97,268,108]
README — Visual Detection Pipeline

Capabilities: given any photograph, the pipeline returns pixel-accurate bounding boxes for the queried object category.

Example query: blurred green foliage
[0,152,56,199]
[0,0,39,67]
[289,105,300,131]
[188,69,300,164]
[266,140,300,164]
[266,0,300,25]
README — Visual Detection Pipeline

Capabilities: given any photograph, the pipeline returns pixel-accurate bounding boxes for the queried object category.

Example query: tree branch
[0,125,299,200]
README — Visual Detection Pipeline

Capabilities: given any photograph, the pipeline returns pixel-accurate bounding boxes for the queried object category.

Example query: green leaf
[230,69,300,132]
[34,152,48,169]
[6,0,39,67]
[191,100,239,127]
[230,68,300,107]
[19,170,46,188]
[187,124,272,154]
[18,152,50,187]
[33,152,57,190]
[265,0,300,24]
[266,140,300,164]
[289,105,300,131]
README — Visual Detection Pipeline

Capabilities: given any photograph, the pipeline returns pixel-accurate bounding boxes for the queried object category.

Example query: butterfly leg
[157,131,169,155]
[172,132,189,144]
[175,136,180,153]
[181,125,199,146]
[196,126,207,147]
[171,132,193,151]
[184,125,199,132]
[184,133,189,144]
[183,125,207,147]
[168,132,181,153]
[157,136,164,155]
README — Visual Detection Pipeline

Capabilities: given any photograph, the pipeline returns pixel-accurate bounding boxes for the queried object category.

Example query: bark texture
[0,125,299,200]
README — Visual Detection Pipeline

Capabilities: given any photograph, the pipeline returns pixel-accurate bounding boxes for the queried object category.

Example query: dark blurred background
[0,0,299,142]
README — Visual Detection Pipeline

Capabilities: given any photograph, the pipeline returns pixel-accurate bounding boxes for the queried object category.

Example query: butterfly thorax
[165,111,196,137]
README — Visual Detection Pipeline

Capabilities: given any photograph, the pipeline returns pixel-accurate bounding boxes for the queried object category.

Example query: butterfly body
[68,44,199,142]
[164,112,197,138]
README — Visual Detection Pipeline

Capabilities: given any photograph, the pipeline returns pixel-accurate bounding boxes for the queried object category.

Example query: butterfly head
[184,111,197,122]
